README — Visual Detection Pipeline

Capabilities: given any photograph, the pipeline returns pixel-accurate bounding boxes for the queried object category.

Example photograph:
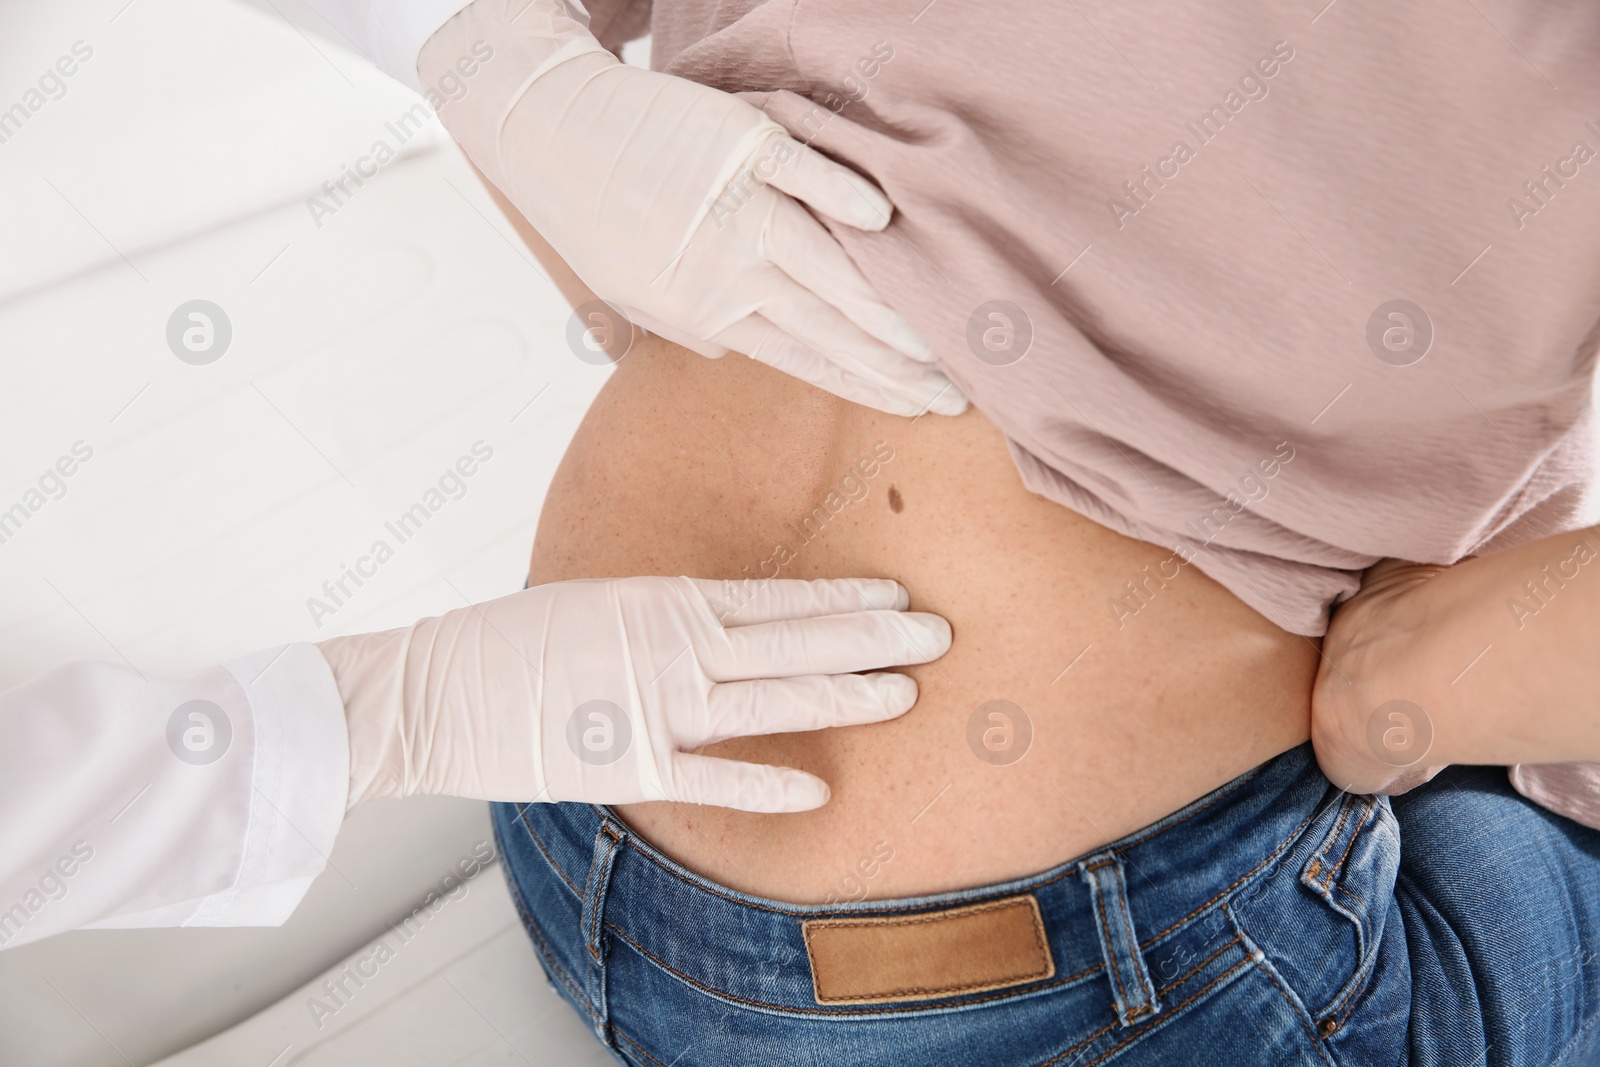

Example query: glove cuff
[316,628,412,808]
[420,0,616,192]
[386,0,482,92]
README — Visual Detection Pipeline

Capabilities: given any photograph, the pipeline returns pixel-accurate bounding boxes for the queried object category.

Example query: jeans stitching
[1090,875,1133,1019]
[514,802,583,898]
[602,799,1313,964]
[515,893,602,1029]
[582,825,623,965]
[563,762,1307,940]
[591,757,1292,924]
[1111,872,1152,1017]
[801,896,1039,932]
[613,1027,672,1067]
[803,897,1053,1000]
[1142,808,1318,948]
[582,834,603,962]
[604,918,1087,1016]
[502,777,1385,1059]
[1315,797,1357,892]
[513,801,1314,1034]
[1311,799,1382,1024]
[1035,957,1255,1067]
[593,915,1246,1067]
[1327,797,1375,886]
[1044,944,1241,1067]
[1035,1020,1120,1067]
[1323,914,1381,1025]
[1546,993,1600,1067]
[1324,796,1376,889]
[498,806,598,1014]
[1248,942,1337,1067]
[1155,934,1241,995]
[1333,882,1365,909]
[598,909,1239,1031]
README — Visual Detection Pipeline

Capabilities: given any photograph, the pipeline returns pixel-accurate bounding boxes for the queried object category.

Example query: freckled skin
[531,337,1317,903]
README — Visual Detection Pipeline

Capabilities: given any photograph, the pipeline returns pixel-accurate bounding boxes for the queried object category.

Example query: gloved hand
[318,576,951,812]
[414,0,967,418]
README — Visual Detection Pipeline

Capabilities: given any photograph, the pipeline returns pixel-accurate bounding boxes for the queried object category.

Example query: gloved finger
[668,752,831,812]
[758,133,893,233]
[695,673,917,746]
[712,315,940,416]
[753,269,936,385]
[621,304,730,359]
[752,277,967,415]
[705,610,953,680]
[765,194,936,363]
[684,576,909,625]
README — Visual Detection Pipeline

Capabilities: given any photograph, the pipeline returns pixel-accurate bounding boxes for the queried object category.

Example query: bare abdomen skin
[529,336,1316,904]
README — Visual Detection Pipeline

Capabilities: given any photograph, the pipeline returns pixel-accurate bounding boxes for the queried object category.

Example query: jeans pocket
[1228,791,1402,1048]
[1295,793,1401,1034]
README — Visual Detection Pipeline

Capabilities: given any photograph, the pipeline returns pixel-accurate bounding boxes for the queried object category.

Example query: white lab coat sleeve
[0,644,350,951]
[299,0,487,92]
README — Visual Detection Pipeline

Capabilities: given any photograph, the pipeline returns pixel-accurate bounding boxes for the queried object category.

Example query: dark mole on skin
[887,485,904,513]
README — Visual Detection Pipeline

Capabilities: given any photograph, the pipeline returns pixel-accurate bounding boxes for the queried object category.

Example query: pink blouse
[578,0,1600,821]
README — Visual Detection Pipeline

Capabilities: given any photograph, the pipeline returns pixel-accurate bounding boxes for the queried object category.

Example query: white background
[0,0,625,1062]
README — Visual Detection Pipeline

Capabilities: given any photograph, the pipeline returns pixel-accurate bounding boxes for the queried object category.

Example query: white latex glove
[414,0,968,418]
[317,577,951,813]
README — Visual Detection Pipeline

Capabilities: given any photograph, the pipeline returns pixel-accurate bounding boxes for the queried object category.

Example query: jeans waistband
[505,744,1350,1018]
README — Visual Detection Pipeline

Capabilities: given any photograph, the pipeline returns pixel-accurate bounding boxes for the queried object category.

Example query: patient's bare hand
[1311,559,1452,795]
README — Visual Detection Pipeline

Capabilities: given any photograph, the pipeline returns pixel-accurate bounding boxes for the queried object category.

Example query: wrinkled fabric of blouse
[579,0,1600,819]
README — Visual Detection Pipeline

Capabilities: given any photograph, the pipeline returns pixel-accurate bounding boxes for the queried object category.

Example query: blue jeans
[491,746,1600,1066]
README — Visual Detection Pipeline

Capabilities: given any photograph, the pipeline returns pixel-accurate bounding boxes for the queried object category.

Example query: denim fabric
[491,747,1600,1066]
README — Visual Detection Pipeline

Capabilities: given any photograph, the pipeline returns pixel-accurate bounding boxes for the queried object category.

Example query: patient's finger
[687,576,909,625]
[765,194,936,362]
[668,752,831,812]
[695,673,917,746]
[706,610,952,680]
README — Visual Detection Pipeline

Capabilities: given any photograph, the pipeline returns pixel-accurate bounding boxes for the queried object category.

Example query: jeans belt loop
[1079,849,1161,1028]
[581,817,625,1036]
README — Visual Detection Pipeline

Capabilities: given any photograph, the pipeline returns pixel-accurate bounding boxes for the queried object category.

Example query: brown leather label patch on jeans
[801,895,1056,1005]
